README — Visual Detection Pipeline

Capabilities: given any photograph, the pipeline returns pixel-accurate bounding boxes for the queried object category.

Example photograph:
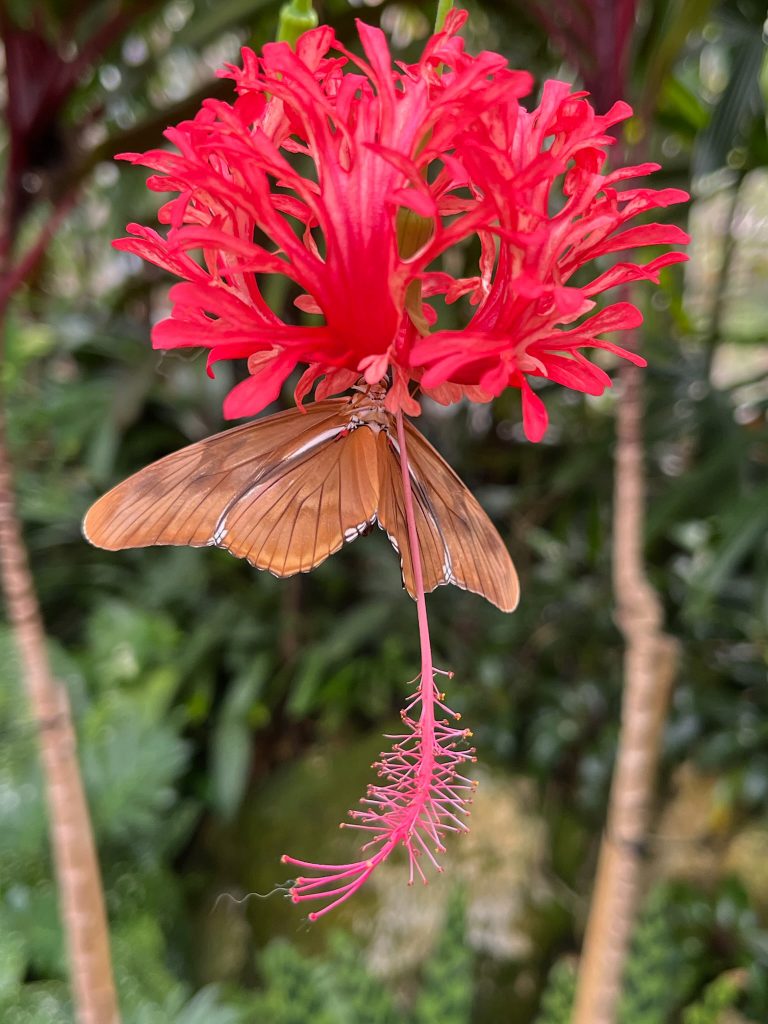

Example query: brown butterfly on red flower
[83,383,519,613]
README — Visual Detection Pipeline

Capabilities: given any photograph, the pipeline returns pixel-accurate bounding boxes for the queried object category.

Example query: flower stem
[277,0,318,48]
[395,410,434,705]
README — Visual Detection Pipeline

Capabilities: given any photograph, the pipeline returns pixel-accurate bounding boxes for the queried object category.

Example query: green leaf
[761,48,768,130]
[111,913,187,1017]
[1,883,66,981]
[413,889,473,1024]
[210,656,269,820]
[0,929,27,1002]
[253,942,334,1024]
[641,0,716,114]
[81,695,191,846]
[682,969,747,1024]
[0,981,73,1024]
[618,885,700,1024]
[173,0,279,49]
[318,934,399,1024]
[175,986,246,1024]
[288,602,392,717]
[534,958,577,1024]
[694,31,766,176]
[660,76,710,132]
[85,601,182,709]
[688,483,768,605]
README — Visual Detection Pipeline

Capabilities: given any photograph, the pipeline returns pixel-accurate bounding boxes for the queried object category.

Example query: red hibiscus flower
[113,11,531,418]
[114,12,687,438]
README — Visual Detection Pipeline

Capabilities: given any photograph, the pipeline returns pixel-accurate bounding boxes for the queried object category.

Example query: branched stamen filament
[281,408,475,919]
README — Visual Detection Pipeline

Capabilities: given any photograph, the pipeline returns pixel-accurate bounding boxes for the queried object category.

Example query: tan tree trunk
[0,399,121,1024]
[571,361,679,1024]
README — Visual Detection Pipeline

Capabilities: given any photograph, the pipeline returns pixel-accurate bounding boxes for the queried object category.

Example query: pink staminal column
[281,410,477,919]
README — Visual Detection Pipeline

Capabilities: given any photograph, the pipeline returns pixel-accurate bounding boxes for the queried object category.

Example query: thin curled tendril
[210,882,296,913]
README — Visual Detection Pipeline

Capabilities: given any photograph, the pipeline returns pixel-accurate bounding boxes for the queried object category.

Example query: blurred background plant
[0,0,767,1021]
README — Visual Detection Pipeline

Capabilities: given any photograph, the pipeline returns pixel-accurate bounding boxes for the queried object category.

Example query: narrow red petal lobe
[521,382,549,442]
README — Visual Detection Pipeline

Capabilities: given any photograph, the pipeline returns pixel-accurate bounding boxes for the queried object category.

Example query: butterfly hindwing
[376,422,519,613]
[375,430,453,598]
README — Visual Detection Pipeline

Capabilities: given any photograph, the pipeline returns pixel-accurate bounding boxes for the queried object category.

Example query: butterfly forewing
[377,422,520,613]
[83,400,372,571]
[217,424,379,575]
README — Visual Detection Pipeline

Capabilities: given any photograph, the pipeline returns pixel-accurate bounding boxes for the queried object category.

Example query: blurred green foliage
[618,885,700,1023]
[536,881,767,1023]
[533,958,577,1024]
[683,969,746,1024]
[1,0,768,1021]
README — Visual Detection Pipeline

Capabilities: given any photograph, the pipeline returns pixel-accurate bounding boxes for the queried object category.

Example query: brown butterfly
[83,387,519,612]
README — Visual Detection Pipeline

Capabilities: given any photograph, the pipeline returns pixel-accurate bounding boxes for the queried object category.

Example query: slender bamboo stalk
[0,7,203,1016]
[0,399,121,1024]
[0,114,121,1019]
[571,360,679,1024]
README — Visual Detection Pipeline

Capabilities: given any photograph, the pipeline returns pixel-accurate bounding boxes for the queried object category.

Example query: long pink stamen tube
[282,410,477,920]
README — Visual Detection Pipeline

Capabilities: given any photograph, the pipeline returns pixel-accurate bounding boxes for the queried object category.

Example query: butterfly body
[83,391,519,612]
